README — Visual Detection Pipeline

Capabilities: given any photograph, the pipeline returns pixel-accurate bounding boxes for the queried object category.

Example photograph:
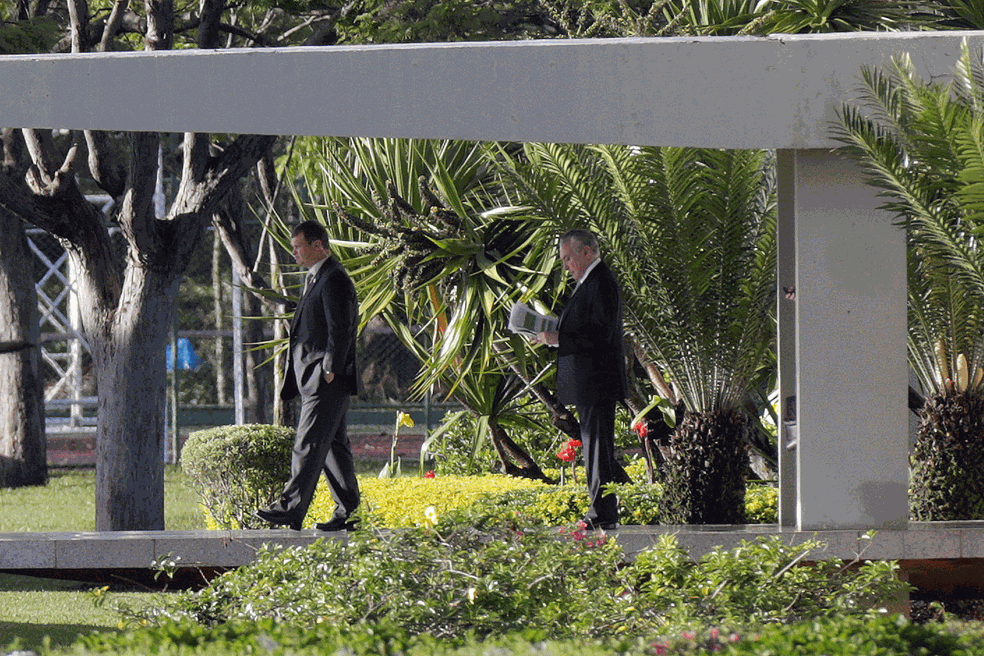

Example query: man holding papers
[532,229,627,530]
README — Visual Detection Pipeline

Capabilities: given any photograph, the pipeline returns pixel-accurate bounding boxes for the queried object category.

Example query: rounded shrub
[181,424,295,529]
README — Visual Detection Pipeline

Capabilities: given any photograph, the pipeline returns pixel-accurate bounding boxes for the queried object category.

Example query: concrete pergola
[3,30,980,532]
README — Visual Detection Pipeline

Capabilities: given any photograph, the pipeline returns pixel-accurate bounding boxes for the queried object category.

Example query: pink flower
[424,470,435,478]
[653,643,669,655]
[633,420,649,439]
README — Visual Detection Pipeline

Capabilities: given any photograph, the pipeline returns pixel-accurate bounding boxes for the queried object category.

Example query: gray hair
[560,229,599,254]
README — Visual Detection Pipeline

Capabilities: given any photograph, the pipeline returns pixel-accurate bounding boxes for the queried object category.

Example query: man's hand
[324,371,335,384]
[533,331,559,347]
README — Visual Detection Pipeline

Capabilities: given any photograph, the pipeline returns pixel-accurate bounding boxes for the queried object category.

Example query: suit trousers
[577,400,619,524]
[280,384,360,521]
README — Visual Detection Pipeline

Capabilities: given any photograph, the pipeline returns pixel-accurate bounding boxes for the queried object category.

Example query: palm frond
[838,44,984,395]
[495,142,777,413]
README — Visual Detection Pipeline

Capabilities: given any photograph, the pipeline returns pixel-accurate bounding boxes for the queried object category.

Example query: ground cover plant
[5,467,984,656]
[117,508,907,639]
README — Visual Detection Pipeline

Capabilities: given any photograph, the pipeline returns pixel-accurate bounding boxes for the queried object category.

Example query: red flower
[424,470,435,478]
[633,420,649,439]
[557,446,577,462]
[556,438,582,462]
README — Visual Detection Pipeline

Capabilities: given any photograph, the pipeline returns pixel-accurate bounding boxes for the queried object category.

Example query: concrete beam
[0,31,981,148]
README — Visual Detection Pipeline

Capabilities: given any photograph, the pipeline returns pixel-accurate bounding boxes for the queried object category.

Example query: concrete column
[776,150,797,527]
[793,149,908,530]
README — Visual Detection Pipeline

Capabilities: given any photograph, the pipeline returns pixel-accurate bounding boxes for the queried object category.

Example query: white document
[508,302,558,336]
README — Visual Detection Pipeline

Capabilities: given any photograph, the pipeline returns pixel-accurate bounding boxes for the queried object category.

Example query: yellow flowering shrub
[200,455,777,529]
[744,484,779,523]
[308,474,548,528]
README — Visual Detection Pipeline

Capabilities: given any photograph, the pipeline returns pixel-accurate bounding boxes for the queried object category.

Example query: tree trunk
[91,263,181,530]
[244,288,268,424]
[911,391,984,520]
[212,229,227,406]
[658,408,749,524]
[488,421,551,482]
[0,210,46,487]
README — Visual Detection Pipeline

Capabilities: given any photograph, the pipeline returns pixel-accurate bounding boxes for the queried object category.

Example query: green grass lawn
[0,466,206,533]
[0,466,204,652]
[0,460,421,652]
[0,573,151,651]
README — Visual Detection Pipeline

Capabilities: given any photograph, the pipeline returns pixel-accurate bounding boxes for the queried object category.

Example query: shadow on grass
[0,621,117,651]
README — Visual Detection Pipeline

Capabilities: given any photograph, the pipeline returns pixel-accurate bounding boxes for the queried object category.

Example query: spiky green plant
[287,137,559,478]
[743,0,917,34]
[835,43,984,519]
[493,143,777,523]
[548,0,920,37]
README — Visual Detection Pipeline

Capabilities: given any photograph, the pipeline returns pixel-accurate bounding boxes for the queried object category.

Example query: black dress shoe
[580,518,618,531]
[315,516,358,532]
[255,508,302,530]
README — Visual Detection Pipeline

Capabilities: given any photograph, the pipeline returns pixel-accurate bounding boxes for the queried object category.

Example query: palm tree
[288,137,562,478]
[493,143,777,523]
[835,44,984,519]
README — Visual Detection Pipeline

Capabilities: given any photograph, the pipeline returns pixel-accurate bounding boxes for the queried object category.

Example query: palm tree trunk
[659,408,749,524]
[911,392,984,520]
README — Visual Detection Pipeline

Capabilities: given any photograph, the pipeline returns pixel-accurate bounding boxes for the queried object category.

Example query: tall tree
[0,1,277,529]
[0,8,61,488]
[0,205,46,487]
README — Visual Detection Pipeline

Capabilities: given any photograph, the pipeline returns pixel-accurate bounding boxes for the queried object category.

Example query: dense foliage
[56,615,984,655]
[493,143,777,523]
[121,512,907,643]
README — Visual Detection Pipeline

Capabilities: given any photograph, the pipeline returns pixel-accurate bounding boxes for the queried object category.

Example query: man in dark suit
[256,220,360,532]
[535,229,627,530]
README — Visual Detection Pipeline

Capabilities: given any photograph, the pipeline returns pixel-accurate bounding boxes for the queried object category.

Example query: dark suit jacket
[281,257,359,400]
[556,260,627,406]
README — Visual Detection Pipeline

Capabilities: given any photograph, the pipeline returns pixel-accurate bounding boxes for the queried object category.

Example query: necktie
[303,271,315,296]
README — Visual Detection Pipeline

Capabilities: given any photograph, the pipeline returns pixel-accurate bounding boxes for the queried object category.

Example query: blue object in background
[166,337,203,371]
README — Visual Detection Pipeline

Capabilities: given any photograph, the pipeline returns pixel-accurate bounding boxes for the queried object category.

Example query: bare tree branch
[99,0,131,51]
[66,0,88,53]
[145,0,174,50]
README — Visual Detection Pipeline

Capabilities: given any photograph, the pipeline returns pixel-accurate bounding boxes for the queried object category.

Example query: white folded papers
[508,302,557,336]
